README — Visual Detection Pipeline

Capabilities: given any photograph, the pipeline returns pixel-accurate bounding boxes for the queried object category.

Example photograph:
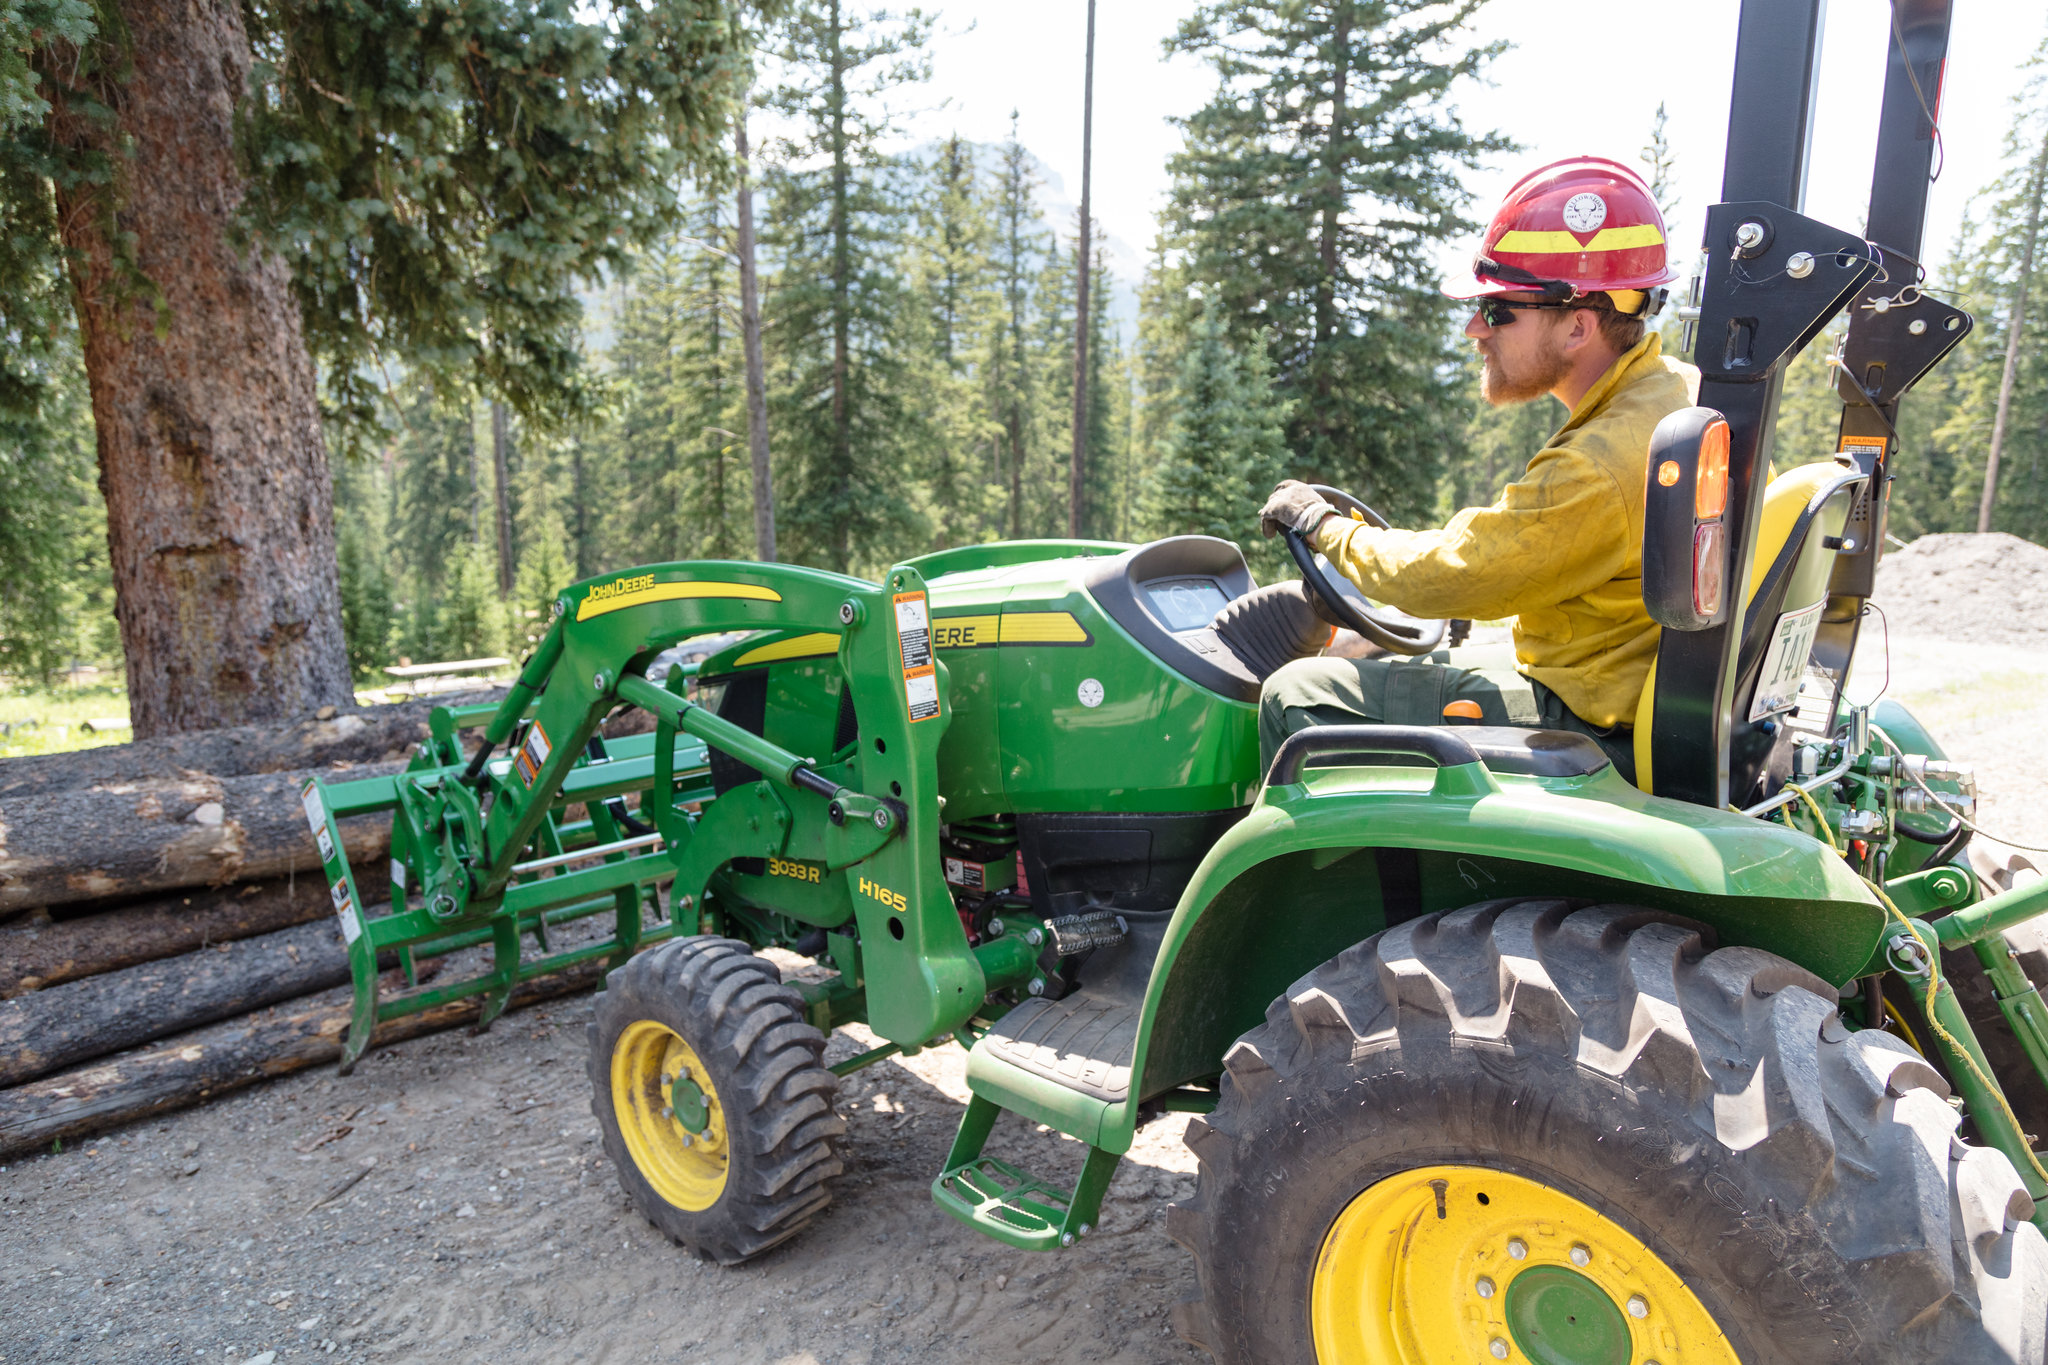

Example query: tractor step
[931,1095,1120,1251]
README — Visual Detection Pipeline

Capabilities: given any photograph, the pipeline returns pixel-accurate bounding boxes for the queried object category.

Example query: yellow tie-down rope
[1785,783,2048,1189]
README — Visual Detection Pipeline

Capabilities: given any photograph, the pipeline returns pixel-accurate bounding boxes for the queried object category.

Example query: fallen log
[0,959,607,1159]
[0,912,395,1086]
[0,691,503,800]
[0,760,405,917]
[0,865,393,999]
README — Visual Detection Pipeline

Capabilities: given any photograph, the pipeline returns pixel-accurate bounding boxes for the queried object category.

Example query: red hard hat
[1446,156,1680,307]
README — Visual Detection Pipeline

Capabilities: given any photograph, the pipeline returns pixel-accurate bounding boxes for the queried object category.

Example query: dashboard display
[1144,578,1230,632]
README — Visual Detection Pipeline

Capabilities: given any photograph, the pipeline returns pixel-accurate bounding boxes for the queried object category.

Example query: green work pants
[1256,648,1637,785]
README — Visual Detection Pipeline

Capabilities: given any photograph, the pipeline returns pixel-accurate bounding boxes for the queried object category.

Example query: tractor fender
[1100,761,1886,1152]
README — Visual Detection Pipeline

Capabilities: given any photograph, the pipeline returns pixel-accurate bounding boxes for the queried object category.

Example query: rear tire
[589,936,843,1264]
[1169,900,2048,1364]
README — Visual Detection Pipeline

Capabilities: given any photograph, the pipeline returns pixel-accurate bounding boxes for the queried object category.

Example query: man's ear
[1558,307,1603,354]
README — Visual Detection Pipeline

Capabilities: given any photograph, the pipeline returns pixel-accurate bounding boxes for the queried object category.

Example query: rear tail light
[1692,520,1725,618]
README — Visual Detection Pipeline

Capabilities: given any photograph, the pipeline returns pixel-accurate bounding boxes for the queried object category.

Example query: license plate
[1749,601,1825,720]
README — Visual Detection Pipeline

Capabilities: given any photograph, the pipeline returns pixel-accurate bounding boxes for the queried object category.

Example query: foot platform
[931,1095,1120,1251]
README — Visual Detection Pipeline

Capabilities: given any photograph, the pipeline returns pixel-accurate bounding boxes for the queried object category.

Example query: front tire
[1169,900,2048,1364]
[589,936,843,1264]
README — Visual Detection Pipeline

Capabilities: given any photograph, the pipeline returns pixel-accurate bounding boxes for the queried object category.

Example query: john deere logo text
[586,573,657,606]
[859,877,908,913]
[768,856,823,884]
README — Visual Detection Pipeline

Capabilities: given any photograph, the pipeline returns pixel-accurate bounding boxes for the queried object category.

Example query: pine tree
[1925,39,2048,544]
[434,541,510,662]
[0,325,109,682]
[7,0,753,732]
[601,196,753,567]
[1162,0,1509,521]
[988,121,1050,539]
[1140,312,1295,575]
[1133,236,1195,497]
[762,0,935,574]
[908,134,1005,548]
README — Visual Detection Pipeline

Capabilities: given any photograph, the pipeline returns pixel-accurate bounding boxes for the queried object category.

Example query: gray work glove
[1259,480,1338,539]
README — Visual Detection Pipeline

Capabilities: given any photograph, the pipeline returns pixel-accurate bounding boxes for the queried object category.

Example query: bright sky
[893,0,2045,316]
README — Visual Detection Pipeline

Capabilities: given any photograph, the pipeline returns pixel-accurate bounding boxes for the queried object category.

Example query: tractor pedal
[1046,910,1126,957]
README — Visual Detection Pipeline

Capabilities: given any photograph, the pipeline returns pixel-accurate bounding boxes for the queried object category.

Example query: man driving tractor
[1258,156,1698,785]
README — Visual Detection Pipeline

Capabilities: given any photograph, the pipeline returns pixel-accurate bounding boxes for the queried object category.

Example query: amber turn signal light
[1694,420,1730,520]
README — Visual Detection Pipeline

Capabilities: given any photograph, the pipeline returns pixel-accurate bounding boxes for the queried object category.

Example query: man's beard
[1478,339,1570,406]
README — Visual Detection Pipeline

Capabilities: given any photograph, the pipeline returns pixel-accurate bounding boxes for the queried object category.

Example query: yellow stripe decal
[575,578,781,622]
[933,614,1002,649]
[1492,223,1666,255]
[932,611,1093,647]
[733,632,840,667]
[999,612,1092,645]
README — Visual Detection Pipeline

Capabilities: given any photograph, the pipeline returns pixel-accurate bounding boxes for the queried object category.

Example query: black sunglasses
[1473,297,1584,328]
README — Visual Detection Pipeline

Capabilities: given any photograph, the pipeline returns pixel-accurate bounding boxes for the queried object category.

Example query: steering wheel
[1283,484,1449,657]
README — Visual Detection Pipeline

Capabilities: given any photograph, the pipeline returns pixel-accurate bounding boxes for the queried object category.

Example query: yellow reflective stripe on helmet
[1492,223,1666,255]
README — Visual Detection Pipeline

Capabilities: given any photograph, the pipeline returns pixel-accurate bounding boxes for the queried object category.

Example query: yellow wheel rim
[611,1020,730,1212]
[1311,1165,1738,1365]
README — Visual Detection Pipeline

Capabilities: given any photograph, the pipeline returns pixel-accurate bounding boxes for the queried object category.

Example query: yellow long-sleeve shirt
[1314,333,1700,729]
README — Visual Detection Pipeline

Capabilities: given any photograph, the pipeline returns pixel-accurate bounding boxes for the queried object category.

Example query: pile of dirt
[1872,532,2048,647]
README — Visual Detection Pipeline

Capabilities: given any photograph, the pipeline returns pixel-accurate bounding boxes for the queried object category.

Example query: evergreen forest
[4,6,2047,687]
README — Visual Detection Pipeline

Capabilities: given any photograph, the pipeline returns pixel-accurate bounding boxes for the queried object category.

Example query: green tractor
[301,1,2048,1359]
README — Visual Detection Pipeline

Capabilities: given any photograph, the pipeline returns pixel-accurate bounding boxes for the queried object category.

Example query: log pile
[0,690,630,1155]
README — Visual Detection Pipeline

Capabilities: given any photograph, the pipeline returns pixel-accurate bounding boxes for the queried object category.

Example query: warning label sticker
[332,881,361,945]
[515,721,552,785]
[895,592,932,672]
[301,783,325,838]
[905,671,940,722]
[895,591,941,722]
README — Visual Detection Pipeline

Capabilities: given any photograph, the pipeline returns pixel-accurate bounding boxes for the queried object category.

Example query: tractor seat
[1632,459,1868,796]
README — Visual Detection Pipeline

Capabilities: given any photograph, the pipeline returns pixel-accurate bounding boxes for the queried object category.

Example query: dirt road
[2,629,2043,1365]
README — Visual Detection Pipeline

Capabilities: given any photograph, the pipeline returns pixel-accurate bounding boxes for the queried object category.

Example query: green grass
[0,677,133,758]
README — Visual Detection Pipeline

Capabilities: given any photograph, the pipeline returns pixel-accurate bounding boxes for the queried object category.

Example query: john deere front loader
[303,0,2048,1359]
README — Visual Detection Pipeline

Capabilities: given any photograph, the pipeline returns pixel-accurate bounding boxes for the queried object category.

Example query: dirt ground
[5,615,2048,1365]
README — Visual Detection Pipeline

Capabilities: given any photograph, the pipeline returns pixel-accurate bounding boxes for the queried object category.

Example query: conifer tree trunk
[41,0,351,737]
[827,0,853,573]
[1068,0,1097,537]
[735,111,776,562]
[1315,5,1352,399]
[1980,130,2048,534]
[491,402,515,592]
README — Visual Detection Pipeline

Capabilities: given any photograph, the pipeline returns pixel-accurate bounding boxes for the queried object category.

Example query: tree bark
[0,961,605,1159]
[0,692,496,800]
[491,402,516,592]
[1980,130,2048,533]
[0,762,403,917]
[736,110,777,563]
[1069,0,1097,538]
[0,865,392,999]
[0,914,385,1086]
[40,0,353,738]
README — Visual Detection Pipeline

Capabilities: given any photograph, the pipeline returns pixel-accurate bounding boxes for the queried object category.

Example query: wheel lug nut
[1489,1338,1510,1360]
[1506,1237,1528,1260]
[1475,1276,1495,1299]
[1569,1243,1591,1267]
[1628,1295,1649,1319]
